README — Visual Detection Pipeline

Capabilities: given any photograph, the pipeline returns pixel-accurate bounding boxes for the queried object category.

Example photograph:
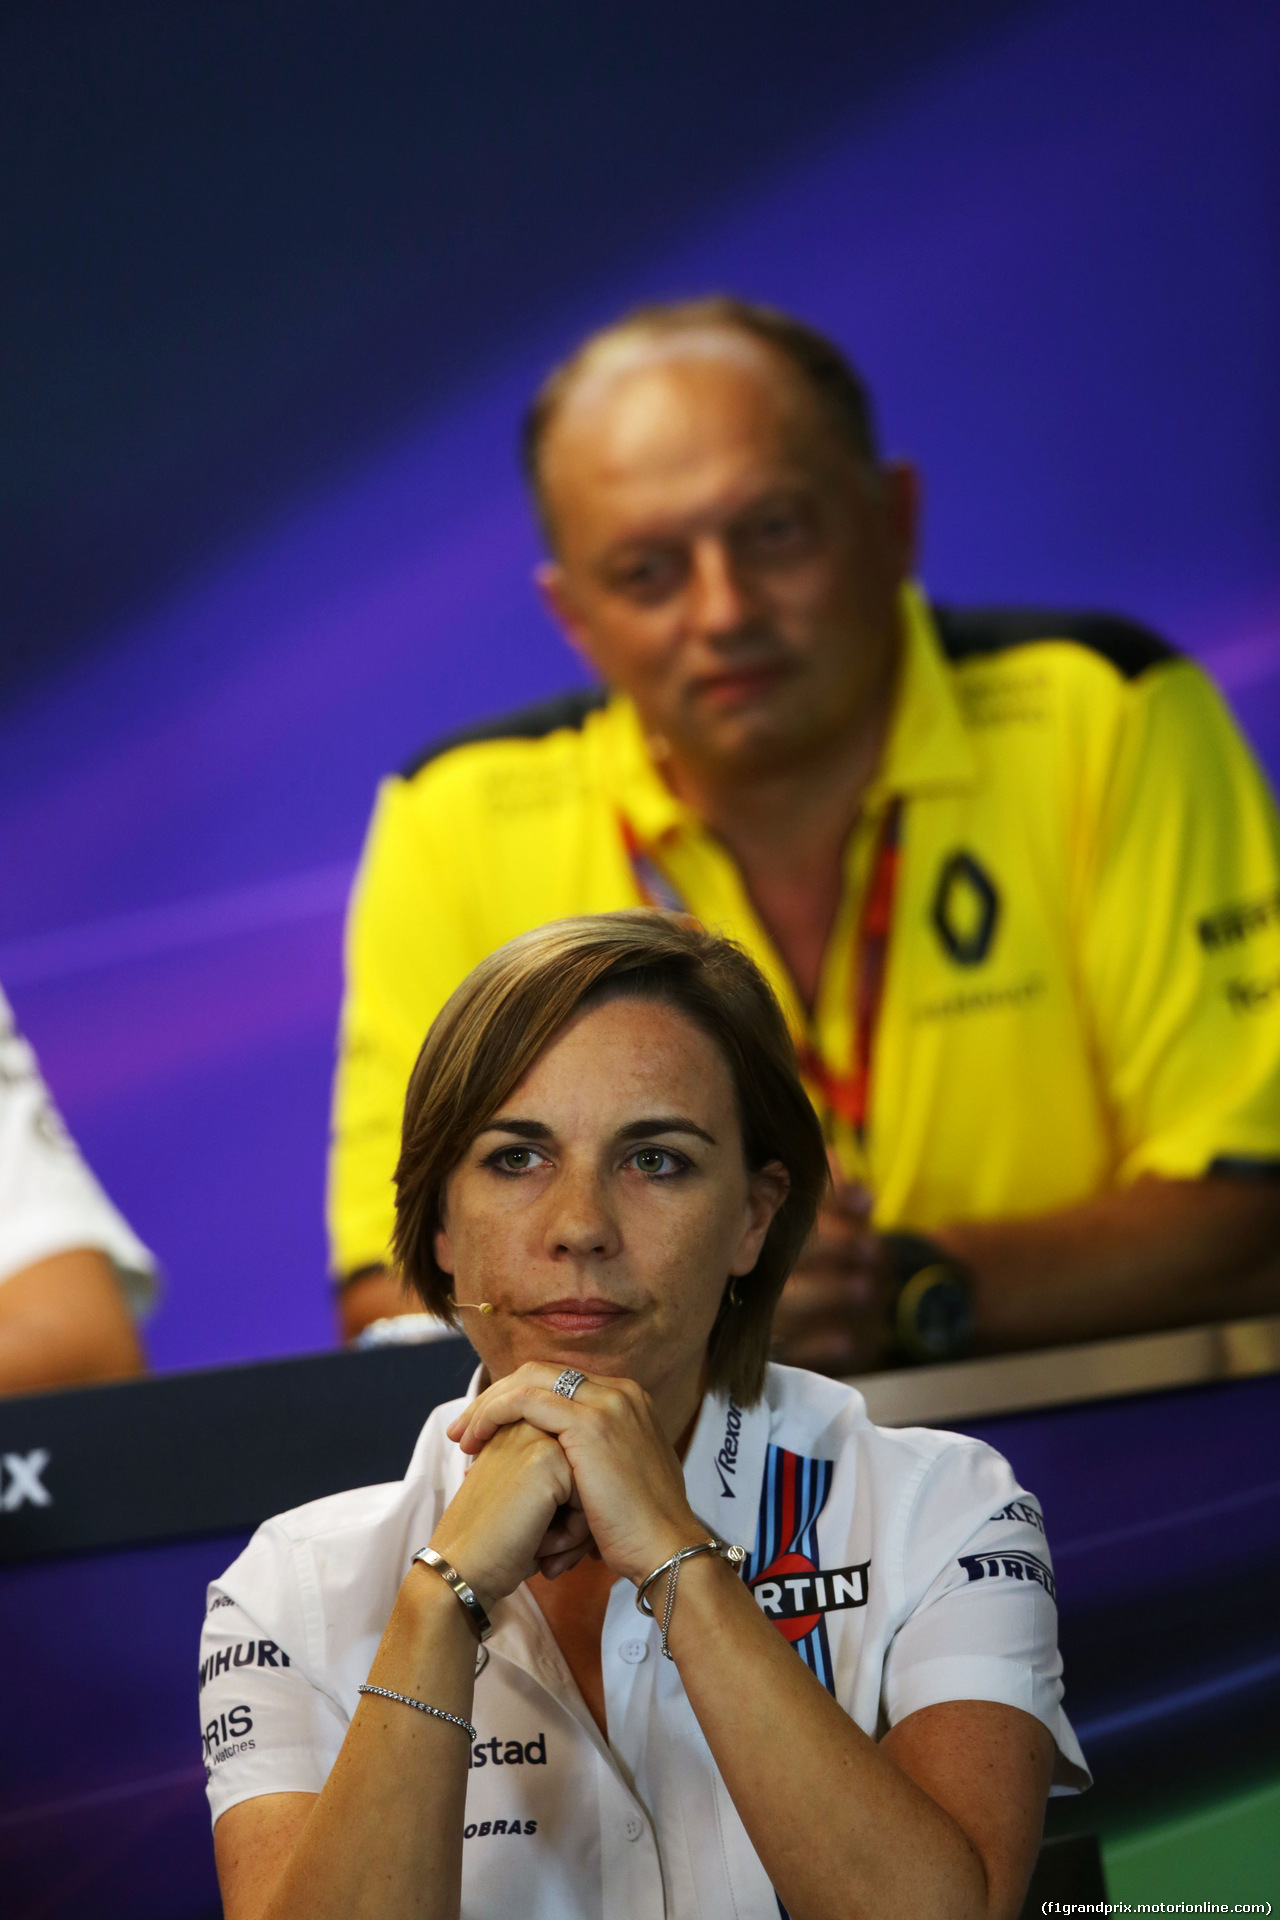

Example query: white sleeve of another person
[0,986,157,1316]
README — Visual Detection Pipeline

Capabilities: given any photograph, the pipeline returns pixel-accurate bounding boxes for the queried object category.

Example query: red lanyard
[795,798,902,1142]
[619,797,904,1144]
[619,816,687,915]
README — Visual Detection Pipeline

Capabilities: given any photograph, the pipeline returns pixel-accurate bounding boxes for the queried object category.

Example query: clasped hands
[428,1365,711,1618]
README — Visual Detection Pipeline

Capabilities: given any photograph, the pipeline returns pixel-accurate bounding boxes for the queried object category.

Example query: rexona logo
[713,1401,743,1497]
[958,1549,1056,1602]
[1,1448,52,1511]
[199,1640,291,1692]
[931,853,1000,966]
[749,1556,870,1641]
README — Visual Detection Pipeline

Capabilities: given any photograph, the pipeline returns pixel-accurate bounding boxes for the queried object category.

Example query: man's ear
[536,560,606,679]
[880,459,922,579]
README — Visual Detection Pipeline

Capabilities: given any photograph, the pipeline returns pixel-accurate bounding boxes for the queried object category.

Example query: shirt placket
[596,1578,668,1920]
[502,1581,668,1920]
[663,1394,789,1919]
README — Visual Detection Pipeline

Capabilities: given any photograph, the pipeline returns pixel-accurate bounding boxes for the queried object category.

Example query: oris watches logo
[202,1706,254,1765]
[1,1449,51,1511]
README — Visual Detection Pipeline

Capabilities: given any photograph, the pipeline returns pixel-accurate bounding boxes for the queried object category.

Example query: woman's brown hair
[393,911,828,1405]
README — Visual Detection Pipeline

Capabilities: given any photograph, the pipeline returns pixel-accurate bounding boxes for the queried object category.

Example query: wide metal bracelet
[413,1546,494,1642]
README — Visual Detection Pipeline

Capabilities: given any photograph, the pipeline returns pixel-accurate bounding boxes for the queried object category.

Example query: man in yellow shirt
[330,297,1280,1369]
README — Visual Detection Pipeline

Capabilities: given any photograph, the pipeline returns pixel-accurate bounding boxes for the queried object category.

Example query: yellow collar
[600,698,696,847]
[871,582,977,801]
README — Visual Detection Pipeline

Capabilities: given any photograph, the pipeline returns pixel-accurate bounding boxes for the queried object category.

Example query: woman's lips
[523,1298,632,1335]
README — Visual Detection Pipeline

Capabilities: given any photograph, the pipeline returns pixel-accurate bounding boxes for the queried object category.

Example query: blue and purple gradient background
[1,0,1277,1374]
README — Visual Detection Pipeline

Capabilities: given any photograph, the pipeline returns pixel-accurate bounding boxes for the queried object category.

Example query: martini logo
[750,1556,870,1642]
[931,852,1000,966]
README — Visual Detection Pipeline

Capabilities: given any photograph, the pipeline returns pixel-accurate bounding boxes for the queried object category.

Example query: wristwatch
[881,1232,976,1365]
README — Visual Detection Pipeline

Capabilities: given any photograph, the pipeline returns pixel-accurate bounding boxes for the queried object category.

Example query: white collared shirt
[0,987,156,1314]
[200,1365,1088,1918]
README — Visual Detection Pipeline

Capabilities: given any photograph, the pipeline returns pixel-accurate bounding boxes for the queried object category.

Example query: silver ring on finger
[552,1368,587,1400]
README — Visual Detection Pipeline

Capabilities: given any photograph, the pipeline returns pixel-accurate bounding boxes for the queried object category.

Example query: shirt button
[618,1638,648,1664]
[623,1814,644,1841]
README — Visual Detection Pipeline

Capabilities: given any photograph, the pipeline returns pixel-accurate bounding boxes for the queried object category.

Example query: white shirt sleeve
[199,1572,349,1826]
[882,1435,1090,1793]
[0,987,158,1317]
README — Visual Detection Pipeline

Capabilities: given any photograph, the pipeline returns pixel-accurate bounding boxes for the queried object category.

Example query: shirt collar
[596,693,693,848]
[872,582,977,800]
[598,582,975,855]
[404,1361,484,1501]
[680,1385,771,1550]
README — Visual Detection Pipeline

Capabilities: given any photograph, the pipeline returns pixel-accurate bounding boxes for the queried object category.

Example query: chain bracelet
[357,1682,476,1741]
[636,1539,747,1659]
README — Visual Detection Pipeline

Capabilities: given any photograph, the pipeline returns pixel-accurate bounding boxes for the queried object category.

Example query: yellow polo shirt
[329,585,1280,1278]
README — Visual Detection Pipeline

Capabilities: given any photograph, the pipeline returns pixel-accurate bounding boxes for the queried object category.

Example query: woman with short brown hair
[202,912,1087,1920]
[393,909,828,1403]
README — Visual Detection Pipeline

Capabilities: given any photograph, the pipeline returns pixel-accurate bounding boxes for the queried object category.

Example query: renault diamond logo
[932,853,999,966]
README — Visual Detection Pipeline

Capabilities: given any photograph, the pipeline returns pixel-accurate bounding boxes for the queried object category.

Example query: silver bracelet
[635,1539,746,1660]
[357,1683,476,1742]
[413,1546,494,1642]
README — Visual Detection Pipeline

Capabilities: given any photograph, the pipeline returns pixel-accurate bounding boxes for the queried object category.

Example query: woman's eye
[489,1146,545,1174]
[628,1146,686,1177]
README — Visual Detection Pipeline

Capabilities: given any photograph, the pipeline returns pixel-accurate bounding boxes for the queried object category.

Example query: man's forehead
[541,331,829,535]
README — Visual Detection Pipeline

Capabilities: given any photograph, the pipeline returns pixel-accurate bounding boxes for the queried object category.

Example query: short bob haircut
[393,911,828,1406]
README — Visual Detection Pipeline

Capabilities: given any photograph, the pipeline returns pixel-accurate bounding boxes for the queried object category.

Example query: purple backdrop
[1,0,1277,1373]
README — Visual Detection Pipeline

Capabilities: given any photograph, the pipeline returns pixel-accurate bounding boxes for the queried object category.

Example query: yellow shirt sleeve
[327,771,484,1278]
[1081,660,1280,1182]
